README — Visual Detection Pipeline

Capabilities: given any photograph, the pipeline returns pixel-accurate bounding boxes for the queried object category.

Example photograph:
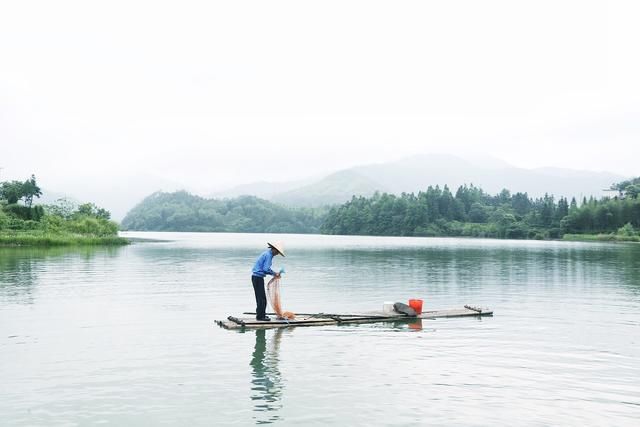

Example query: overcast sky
[1,1,639,202]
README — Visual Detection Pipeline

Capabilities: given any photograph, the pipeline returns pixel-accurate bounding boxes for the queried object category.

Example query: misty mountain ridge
[213,153,626,207]
[42,154,628,221]
[209,177,316,200]
[271,169,387,207]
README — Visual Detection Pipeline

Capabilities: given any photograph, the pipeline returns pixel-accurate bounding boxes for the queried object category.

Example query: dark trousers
[252,275,267,319]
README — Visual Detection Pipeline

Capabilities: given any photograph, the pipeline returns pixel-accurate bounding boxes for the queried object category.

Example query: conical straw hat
[268,241,285,257]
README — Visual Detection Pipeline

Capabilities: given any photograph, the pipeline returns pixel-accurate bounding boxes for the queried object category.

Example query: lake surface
[1,233,639,426]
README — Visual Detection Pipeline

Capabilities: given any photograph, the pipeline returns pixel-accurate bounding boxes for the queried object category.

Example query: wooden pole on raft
[243,311,405,319]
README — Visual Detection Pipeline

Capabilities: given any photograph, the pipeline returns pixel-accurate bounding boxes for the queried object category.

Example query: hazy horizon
[2,1,639,217]
[25,152,633,221]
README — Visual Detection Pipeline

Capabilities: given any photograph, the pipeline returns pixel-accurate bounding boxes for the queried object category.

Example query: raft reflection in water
[250,328,285,424]
[408,319,423,331]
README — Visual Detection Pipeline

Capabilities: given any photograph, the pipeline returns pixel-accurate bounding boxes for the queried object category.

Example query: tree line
[0,175,121,242]
[12,174,634,242]
[321,181,640,240]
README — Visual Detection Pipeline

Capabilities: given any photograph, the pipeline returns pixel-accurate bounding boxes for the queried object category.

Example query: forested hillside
[321,183,640,241]
[121,191,325,233]
[123,179,640,242]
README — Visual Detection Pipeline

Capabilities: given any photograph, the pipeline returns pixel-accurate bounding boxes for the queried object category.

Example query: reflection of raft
[215,305,492,330]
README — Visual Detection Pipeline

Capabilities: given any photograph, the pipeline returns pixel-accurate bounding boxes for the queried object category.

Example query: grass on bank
[563,233,640,243]
[0,231,129,247]
[1,202,129,247]
[563,223,640,242]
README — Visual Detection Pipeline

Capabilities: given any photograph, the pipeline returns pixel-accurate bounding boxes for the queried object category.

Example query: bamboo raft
[215,305,492,330]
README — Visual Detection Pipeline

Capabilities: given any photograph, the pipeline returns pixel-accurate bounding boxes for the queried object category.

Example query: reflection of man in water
[250,329,284,424]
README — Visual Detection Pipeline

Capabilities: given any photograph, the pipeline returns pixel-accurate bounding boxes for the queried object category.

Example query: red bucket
[408,299,423,315]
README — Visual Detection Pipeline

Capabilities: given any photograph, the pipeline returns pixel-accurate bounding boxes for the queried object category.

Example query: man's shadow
[250,328,286,424]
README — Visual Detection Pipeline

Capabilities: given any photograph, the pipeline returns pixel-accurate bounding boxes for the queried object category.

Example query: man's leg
[252,276,267,319]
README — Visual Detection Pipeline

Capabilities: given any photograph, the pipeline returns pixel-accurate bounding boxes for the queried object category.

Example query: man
[251,241,285,321]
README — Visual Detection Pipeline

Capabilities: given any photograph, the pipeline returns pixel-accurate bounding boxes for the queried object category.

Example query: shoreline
[4,229,636,246]
[562,233,639,243]
[120,230,640,244]
[0,232,129,247]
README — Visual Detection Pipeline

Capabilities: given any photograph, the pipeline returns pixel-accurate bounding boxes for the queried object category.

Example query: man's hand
[275,273,281,279]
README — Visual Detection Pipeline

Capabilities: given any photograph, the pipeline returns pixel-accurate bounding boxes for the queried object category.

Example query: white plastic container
[383,301,394,313]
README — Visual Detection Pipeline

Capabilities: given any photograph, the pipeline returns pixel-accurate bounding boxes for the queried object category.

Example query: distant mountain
[355,154,478,194]
[209,177,314,200]
[271,169,386,207]
[211,154,626,207]
[352,154,625,199]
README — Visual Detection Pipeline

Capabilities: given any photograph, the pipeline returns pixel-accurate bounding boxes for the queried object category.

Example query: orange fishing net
[267,276,296,320]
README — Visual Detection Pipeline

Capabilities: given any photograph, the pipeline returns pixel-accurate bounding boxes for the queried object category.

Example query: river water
[1,232,639,426]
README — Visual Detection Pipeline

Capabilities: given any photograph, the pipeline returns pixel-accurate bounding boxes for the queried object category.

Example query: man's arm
[262,253,276,276]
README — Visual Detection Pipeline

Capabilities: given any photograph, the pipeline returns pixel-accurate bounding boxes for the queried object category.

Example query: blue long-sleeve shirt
[252,249,276,278]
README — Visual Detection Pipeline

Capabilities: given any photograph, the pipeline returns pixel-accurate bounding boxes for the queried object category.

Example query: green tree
[468,202,488,223]
[617,223,637,237]
[610,176,640,198]
[0,181,24,204]
[45,198,77,219]
[556,197,569,222]
[625,184,640,199]
[511,192,531,217]
[76,203,111,220]
[569,197,578,213]
[21,175,42,207]
[497,188,511,205]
